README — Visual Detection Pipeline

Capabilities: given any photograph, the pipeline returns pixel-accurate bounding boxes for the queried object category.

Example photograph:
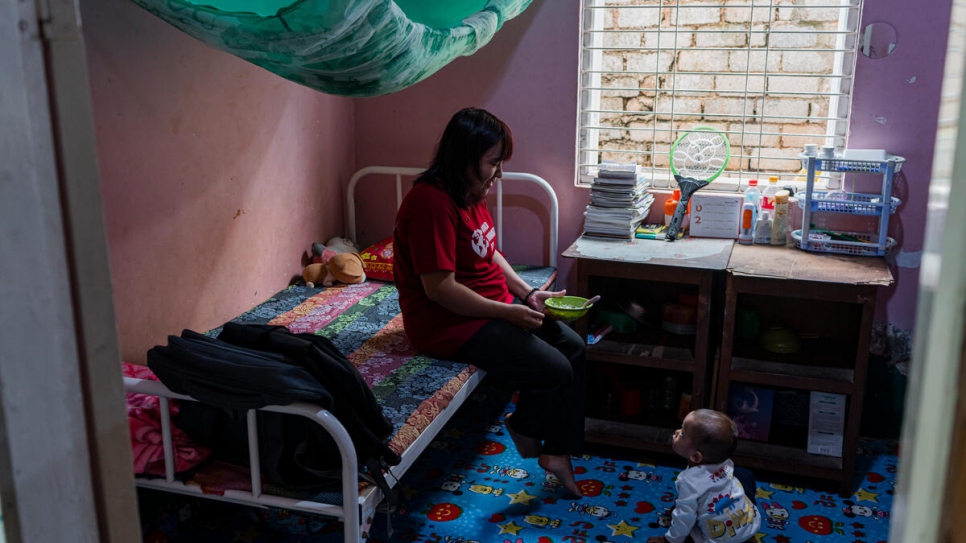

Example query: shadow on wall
[84,0,353,362]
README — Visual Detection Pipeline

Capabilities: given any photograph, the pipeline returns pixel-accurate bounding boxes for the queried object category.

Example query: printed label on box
[807,391,846,457]
[689,193,742,239]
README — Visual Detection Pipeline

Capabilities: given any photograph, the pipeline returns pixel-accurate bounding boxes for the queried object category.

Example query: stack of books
[582,162,654,240]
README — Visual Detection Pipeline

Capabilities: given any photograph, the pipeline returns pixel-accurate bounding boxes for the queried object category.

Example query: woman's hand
[527,289,566,312]
[503,303,546,331]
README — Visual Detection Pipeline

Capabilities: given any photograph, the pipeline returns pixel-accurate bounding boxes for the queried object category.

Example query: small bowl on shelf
[544,296,594,321]
[758,325,801,354]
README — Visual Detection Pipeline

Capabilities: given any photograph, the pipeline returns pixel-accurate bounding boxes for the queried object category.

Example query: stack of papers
[582,163,654,240]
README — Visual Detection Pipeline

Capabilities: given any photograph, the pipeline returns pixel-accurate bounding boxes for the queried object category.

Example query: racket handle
[665,198,689,241]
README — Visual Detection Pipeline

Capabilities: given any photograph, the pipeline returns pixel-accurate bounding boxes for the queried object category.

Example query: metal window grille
[577,0,863,189]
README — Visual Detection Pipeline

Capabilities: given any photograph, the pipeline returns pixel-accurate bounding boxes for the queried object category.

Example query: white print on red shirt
[471,221,496,258]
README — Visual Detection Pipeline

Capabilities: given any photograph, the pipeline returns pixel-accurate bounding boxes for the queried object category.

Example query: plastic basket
[791,229,896,256]
[809,192,901,215]
[798,154,905,173]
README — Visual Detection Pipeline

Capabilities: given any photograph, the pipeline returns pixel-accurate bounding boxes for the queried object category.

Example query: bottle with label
[753,210,772,244]
[771,190,790,245]
[761,176,781,213]
[743,179,761,228]
[738,202,755,245]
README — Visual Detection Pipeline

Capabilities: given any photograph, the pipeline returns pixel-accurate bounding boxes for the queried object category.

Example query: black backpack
[147,323,401,494]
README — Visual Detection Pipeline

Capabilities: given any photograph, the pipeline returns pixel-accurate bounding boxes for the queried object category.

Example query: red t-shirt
[393,182,512,357]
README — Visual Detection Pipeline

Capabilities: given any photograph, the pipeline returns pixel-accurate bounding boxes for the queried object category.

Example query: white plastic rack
[796,153,904,256]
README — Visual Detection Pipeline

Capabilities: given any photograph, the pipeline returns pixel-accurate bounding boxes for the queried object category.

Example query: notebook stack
[582,163,654,240]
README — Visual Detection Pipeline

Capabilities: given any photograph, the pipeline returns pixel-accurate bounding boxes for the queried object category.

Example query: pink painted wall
[355,0,951,338]
[354,0,584,269]
[82,0,950,363]
[82,0,355,363]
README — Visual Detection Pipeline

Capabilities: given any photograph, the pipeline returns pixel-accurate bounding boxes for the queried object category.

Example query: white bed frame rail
[125,368,485,543]
[346,166,559,267]
[125,167,557,542]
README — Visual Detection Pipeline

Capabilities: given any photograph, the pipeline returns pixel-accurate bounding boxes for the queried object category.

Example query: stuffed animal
[310,236,360,264]
[303,236,366,288]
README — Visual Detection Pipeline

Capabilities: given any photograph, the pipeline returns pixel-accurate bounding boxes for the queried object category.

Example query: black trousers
[734,466,758,506]
[451,316,587,456]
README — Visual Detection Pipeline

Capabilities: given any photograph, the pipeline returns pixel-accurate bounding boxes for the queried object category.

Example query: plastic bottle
[771,190,789,245]
[664,191,679,226]
[745,179,761,217]
[753,211,772,244]
[761,176,781,213]
[738,202,755,245]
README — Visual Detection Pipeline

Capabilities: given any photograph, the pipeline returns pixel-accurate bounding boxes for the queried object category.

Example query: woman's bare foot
[539,453,583,497]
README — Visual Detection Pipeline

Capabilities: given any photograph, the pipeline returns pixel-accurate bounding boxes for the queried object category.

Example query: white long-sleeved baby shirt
[665,460,761,543]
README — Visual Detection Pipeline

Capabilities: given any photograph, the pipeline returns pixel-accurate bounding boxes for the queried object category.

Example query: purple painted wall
[851,0,952,332]
[355,0,952,346]
[82,0,355,363]
[354,0,584,269]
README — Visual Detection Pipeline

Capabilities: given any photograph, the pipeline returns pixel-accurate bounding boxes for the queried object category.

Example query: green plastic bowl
[544,296,593,320]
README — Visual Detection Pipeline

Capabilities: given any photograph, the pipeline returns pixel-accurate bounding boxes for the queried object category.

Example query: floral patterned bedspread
[178,267,555,499]
[208,265,556,459]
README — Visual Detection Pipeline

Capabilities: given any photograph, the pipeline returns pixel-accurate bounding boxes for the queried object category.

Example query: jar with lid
[761,176,781,213]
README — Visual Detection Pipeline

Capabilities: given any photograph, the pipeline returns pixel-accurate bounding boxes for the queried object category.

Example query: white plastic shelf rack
[797,153,905,257]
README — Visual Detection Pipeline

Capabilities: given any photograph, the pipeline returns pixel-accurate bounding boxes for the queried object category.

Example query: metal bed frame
[124,167,559,542]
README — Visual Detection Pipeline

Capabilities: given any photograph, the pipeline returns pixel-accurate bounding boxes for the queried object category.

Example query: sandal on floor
[505,414,542,458]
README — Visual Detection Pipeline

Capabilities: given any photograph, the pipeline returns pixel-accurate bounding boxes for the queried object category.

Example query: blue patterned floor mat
[140,378,896,543]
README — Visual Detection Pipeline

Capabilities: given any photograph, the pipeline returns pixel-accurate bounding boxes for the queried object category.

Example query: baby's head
[671,409,738,466]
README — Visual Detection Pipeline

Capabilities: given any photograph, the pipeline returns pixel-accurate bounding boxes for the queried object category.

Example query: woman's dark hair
[416,107,514,208]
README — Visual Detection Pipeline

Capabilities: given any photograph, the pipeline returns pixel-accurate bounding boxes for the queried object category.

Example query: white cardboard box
[807,391,846,457]
[688,193,742,239]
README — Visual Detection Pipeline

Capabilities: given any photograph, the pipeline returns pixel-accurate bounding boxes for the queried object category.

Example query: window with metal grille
[577,0,862,190]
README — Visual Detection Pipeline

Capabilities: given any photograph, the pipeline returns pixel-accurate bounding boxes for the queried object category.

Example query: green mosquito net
[130,0,533,97]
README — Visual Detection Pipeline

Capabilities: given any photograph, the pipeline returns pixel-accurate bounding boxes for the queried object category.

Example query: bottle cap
[748,179,758,186]
[665,198,678,215]
[775,190,790,203]
[673,188,681,200]
[768,176,779,184]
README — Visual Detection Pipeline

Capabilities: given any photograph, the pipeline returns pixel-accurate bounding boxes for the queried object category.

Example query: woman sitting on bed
[393,107,587,497]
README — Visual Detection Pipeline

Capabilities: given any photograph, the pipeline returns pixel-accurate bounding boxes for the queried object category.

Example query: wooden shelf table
[563,236,734,455]
[717,242,893,496]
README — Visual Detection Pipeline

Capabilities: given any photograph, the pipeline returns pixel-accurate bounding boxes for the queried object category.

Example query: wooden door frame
[0,1,140,542]
[892,2,966,539]
[941,339,966,541]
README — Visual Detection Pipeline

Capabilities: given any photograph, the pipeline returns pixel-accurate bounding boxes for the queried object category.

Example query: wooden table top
[562,235,893,286]
[562,236,734,271]
[727,241,894,286]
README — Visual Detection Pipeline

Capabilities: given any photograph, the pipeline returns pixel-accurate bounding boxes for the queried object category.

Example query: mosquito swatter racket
[665,126,731,241]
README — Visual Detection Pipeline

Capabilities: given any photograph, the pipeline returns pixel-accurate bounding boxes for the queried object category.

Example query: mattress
[182,266,556,500]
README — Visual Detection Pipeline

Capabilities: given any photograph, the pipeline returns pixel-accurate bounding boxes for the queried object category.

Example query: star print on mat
[608,519,640,537]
